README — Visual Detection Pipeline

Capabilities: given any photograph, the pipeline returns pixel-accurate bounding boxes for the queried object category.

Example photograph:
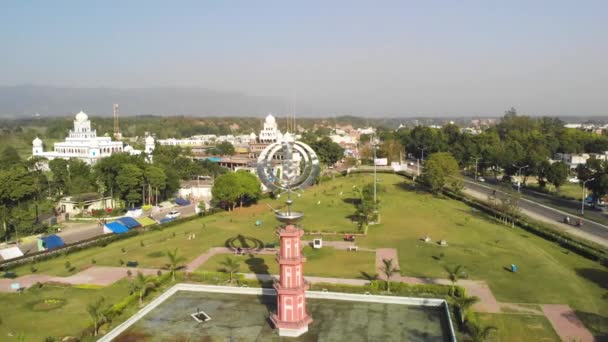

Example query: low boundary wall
[99,283,457,342]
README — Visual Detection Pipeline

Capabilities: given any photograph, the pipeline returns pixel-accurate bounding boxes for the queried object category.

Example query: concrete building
[33,111,126,164]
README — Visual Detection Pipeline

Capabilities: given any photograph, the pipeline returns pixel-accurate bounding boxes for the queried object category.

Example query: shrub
[91,258,96,264]
[64,261,71,270]
[30,265,37,273]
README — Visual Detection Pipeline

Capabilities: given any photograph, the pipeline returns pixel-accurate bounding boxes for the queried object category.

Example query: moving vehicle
[165,210,181,219]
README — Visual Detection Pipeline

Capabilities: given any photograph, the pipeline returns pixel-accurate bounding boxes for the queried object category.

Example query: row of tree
[378,108,608,195]
[211,171,262,210]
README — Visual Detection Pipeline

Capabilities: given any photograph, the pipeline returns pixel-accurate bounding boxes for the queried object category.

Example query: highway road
[462,179,608,245]
[16,203,197,256]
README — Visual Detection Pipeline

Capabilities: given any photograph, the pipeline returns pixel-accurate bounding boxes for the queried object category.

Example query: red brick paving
[0,246,596,341]
[542,304,595,342]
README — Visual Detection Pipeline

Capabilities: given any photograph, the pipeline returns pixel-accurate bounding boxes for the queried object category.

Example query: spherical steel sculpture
[256,134,320,224]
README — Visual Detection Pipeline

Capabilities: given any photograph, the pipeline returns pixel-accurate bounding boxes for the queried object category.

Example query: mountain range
[0,85,288,118]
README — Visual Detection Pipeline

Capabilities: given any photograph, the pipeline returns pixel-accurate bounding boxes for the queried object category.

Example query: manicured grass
[3,173,606,339]
[196,246,376,279]
[349,174,606,318]
[0,281,131,340]
[12,207,280,277]
[477,313,560,341]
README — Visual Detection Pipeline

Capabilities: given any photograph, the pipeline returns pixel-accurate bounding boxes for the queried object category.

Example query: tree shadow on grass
[359,271,378,281]
[575,268,608,290]
[574,310,608,340]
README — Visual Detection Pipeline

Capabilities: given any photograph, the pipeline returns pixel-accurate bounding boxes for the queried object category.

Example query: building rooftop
[115,290,451,341]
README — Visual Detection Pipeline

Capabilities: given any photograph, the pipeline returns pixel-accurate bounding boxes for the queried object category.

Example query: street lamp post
[417,146,426,177]
[472,157,482,181]
[513,164,529,193]
[581,178,595,216]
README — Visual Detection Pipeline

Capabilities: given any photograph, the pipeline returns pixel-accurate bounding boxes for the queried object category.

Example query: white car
[477,177,485,182]
[165,210,181,219]
[568,177,580,183]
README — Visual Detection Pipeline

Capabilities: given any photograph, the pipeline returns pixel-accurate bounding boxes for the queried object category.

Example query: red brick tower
[270,222,313,337]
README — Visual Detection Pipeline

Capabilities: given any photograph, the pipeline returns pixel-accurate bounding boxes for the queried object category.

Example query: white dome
[75,111,88,122]
[249,132,257,139]
[145,135,155,144]
[265,113,276,124]
[32,137,42,146]
[124,145,134,152]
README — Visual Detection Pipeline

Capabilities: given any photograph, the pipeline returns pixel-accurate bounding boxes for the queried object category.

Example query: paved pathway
[542,304,595,342]
[0,246,596,341]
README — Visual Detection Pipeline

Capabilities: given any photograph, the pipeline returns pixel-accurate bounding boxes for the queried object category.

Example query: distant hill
[0,85,287,118]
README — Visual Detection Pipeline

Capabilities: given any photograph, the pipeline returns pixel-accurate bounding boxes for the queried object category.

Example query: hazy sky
[1,1,606,116]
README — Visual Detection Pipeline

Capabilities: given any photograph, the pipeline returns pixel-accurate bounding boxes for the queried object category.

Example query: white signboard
[374,158,388,166]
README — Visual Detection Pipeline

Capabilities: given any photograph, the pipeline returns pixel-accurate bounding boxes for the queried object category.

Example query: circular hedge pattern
[225,234,264,252]
[29,298,67,311]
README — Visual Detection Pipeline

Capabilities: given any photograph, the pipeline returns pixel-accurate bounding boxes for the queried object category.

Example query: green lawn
[197,246,376,279]
[12,207,280,277]
[3,173,607,339]
[478,313,560,341]
[0,281,131,340]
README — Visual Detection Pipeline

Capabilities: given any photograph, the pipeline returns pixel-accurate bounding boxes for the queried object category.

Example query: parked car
[568,177,580,183]
[477,177,485,182]
[165,210,181,219]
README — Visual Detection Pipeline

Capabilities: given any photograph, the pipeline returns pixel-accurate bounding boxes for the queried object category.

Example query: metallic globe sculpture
[256,133,320,224]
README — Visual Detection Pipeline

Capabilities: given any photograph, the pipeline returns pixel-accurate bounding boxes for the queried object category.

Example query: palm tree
[452,296,480,324]
[219,257,240,284]
[466,321,497,342]
[445,264,468,284]
[380,258,400,293]
[132,272,156,306]
[87,297,106,337]
[166,248,186,281]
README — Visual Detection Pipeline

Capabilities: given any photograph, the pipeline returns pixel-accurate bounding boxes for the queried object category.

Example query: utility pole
[472,157,482,181]
[581,178,595,215]
[513,164,529,193]
[417,146,426,177]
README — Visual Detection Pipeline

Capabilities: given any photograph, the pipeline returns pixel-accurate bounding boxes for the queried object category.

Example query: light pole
[581,178,595,215]
[417,146,426,177]
[472,157,482,181]
[513,164,529,193]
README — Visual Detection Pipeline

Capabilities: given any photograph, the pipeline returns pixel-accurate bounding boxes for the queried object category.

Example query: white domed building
[32,110,127,164]
[259,113,283,143]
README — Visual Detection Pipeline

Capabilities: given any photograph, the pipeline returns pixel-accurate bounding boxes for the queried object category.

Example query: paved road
[16,203,197,256]
[463,179,608,243]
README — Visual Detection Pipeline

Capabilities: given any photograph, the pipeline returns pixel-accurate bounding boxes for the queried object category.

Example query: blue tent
[159,217,175,224]
[175,198,191,206]
[118,217,141,229]
[39,235,65,250]
[104,221,129,234]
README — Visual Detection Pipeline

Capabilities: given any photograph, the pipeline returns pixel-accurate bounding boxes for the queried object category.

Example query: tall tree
[132,272,156,306]
[212,141,236,156]
[165,248,186,281]
[115,164,144,207]
[546,161,569,192]
[309,136,344,165]
[421,152,462,193]
[87,297,107,337]
[380,258,400,293]
[219,257,240,284]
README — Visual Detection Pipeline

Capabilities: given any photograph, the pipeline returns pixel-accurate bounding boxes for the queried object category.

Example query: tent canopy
[0,246,24,260]
[104,221,129,234]
[40,235,65,249]
[136,216,157,227]
[118,217,141,229]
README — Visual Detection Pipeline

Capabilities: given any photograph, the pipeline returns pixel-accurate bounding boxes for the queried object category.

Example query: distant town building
[32,111,154,164]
